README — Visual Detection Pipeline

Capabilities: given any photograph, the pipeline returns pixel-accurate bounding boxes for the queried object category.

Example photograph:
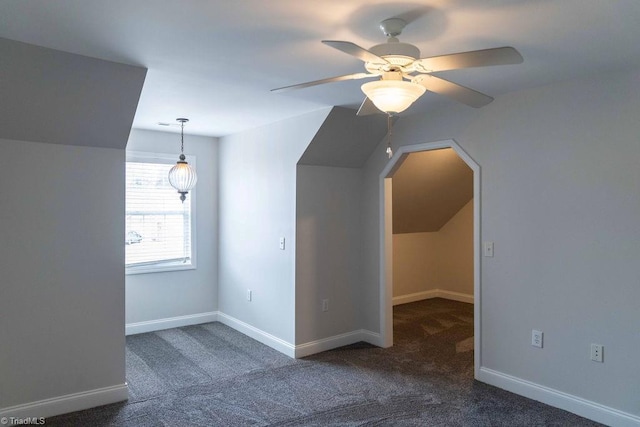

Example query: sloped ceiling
[298,107,388,168]
[1,1,639,137]
[392,148,472,234]
[0,38,146,149]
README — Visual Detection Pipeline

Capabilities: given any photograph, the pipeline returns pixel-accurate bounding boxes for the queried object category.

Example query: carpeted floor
[47,298,601,426]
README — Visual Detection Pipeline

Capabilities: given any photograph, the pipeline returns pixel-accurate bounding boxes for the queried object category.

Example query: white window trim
[125,150,197,275]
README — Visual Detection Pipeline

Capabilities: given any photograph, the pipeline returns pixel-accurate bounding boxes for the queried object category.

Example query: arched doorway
[379,139,482,375]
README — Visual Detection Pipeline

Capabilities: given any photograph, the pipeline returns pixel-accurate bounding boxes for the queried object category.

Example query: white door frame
[378,139,482,375]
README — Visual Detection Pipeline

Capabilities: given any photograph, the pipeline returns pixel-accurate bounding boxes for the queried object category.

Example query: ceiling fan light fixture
[361,80,426,114]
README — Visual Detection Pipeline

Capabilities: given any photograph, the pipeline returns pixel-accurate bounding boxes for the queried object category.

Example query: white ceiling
[1,0,639,137]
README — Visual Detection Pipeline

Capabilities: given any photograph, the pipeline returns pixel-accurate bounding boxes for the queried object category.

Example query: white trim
[359,329,384,347]
[295,330,382,358]
[125,311,217,335]
[216,312,296,358]
[127,150,179,163]
[0,383,128,420]
[393,289,474,306]
[379,140,482,372]
[478,368,640,427]
[380,177,394,348]
[438,290,474,304]
[393,290,439,305]
[133,311,385,360]
[125,262,196,276]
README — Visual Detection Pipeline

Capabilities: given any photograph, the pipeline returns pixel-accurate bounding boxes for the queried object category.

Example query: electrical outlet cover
[532,330,543,348]
[590,344,603,362]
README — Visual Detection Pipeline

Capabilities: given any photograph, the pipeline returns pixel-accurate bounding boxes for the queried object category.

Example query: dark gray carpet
[47,299,602,426]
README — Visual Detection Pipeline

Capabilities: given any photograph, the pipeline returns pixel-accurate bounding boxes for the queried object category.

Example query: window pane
[125,159,193,270]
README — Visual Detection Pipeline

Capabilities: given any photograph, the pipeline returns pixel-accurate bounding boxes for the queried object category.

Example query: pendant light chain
[180,120,185,154]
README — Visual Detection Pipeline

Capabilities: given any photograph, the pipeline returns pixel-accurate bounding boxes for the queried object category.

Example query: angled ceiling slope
[0,38,147,149]
[392,148,473,234]
[298,107,388,168]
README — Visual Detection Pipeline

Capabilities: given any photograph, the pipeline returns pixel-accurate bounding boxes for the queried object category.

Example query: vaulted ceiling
[1,1,639,138]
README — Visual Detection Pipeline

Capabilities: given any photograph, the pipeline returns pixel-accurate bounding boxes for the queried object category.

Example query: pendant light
[168,118,197,202]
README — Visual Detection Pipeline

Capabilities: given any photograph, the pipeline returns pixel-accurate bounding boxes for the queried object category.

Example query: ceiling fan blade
[271,72,375,93]
[414,47,523,73]
[322,40,388,64]
[356,97,382,116]
[414,74,494,108]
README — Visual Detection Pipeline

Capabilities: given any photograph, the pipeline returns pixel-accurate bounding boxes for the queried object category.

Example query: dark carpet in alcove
[46,298,601,426]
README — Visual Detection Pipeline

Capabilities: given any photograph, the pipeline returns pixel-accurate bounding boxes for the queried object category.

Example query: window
[125,152,196,274]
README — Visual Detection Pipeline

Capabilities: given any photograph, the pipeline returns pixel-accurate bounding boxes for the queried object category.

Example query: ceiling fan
[272,18,523,116]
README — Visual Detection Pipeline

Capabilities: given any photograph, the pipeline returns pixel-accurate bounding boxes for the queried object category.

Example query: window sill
[126,262,196,275]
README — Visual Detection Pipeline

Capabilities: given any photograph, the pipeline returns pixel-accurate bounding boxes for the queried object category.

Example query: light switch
[483,242,494,257]
[279,237,285,250]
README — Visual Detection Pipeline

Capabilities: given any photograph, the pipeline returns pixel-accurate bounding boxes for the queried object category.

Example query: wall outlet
[322,299,329,312]
[531,330,543,348]
[247,289,252,301]
[591,344,604,362]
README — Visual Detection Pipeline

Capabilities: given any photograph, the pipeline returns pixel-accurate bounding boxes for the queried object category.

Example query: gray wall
[295,165,363,344]
[217,109,330,344]
[0,38,144,416]
[393,231,440,295]
[393,199,474,298]
[0,139,125,407]
[361,68,640,416]
[437,199,474,295]
[125,129,218,325]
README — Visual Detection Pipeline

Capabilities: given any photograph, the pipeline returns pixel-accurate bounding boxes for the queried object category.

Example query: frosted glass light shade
[361,80,426,114]
[168,155,197,202]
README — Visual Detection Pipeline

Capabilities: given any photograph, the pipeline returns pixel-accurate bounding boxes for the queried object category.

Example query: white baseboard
[295,329,382,358]
[393,289,439,305]
[0,383,128,421]
[478,367,640,427]
[125,311,218,335]
[393,289,474,306]
[217,312,383,359]
[438,290,474,304]
[216,312,296,358]
[360,330,384,347]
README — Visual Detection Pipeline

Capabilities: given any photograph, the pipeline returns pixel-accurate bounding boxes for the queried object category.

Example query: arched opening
[379,140,481,376]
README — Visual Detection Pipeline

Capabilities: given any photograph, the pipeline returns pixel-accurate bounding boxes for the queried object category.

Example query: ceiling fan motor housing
[365,39,420,73]
[370,41,419,59]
